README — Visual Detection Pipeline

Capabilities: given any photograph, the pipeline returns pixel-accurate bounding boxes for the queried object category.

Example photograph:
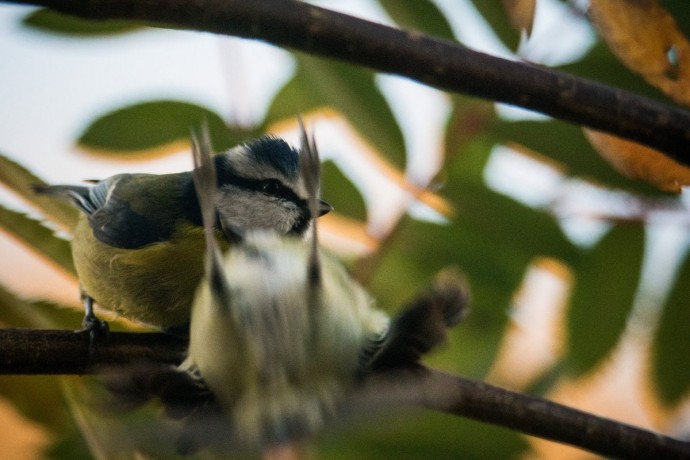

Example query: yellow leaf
[589,0,690,107]
[583,128,690,193]
[502,0,536,37]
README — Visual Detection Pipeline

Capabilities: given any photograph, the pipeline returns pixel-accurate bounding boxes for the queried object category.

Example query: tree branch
[1,328,688,459]
[6,0,690,167]
[0,328,185,374]
[415,369,690,460]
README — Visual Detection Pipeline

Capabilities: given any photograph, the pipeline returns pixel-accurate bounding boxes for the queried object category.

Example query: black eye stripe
[219,170,302,204]
[259,179,299,202]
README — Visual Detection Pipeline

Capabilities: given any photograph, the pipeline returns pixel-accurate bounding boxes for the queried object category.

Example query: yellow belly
[72,217,214,329]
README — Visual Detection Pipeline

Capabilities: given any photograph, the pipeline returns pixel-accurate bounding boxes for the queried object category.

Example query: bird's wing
[87,174,178,250]
[37,173,190,249]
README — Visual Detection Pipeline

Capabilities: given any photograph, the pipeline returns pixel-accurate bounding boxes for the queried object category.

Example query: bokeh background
[1,0,689,458]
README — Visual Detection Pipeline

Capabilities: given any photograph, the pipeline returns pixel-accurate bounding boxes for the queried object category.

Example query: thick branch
[7,0,690,166]
[0,328,186,374]
[2,328,688,459]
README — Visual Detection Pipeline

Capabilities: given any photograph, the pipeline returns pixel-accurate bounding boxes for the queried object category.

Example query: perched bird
[34,131,331,333]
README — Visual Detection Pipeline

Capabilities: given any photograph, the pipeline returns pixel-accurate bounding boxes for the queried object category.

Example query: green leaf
[321,160,367,221]
[0,154,78,230]
[0,205,74,276]
[23,9,140,36]
[378,0,456,41]
[267,54,406,167]
[652,249,690,406]
[566,224,644,375]
[78,100,246,155]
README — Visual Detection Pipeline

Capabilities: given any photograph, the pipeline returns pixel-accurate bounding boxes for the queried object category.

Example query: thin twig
[5,0,690,166]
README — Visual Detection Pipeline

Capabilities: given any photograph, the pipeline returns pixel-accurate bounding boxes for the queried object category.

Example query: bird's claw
[79,295,109,355]
[81,314,110,338]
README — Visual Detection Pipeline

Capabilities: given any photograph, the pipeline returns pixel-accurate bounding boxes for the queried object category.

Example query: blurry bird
[34,130,332,334]
[178,121,389,448]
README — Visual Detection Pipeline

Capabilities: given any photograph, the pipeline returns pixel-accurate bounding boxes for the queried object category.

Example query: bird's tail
[32,183,94,214]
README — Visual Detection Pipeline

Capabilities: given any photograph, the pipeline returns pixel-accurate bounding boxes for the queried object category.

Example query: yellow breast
[71,216,214,329]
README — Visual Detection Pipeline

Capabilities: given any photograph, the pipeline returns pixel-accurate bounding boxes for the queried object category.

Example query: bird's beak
[318,199,333,217]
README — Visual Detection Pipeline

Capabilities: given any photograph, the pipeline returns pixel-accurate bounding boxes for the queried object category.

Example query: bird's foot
[78,295,110,355]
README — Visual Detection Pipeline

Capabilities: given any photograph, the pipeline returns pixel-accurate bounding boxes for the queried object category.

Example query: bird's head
[213,136,331,236]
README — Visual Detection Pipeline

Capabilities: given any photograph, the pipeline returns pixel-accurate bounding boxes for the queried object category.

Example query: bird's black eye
[260,179,283,195]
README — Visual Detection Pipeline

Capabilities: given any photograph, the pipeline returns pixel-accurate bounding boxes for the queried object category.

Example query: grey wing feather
[36,175,172,249]
[87,178,116,213]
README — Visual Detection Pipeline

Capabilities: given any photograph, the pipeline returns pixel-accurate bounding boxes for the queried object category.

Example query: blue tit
[34,132,332,333]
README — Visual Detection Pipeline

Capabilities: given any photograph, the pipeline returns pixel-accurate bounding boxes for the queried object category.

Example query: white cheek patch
[215,188,300,234]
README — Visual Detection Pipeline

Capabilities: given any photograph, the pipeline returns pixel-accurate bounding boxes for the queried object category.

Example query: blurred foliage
[267,53,407,167]
[378,0,456,40]
[589,0,690,107]
[23,8,141,35]
[469,0,521,50]
[501,0,537,36]
[0,287,86,451]
[0,153,78,229]
[660,0,690,38]
[488,118,664,195]
[652,251,690,406]
[320,160,367,221]
[78,100,253,155]
[584,128,690,193]
[565,224,644,376]
[0,205,74,275]
[1,0,689,458]
[316,409,527,459]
